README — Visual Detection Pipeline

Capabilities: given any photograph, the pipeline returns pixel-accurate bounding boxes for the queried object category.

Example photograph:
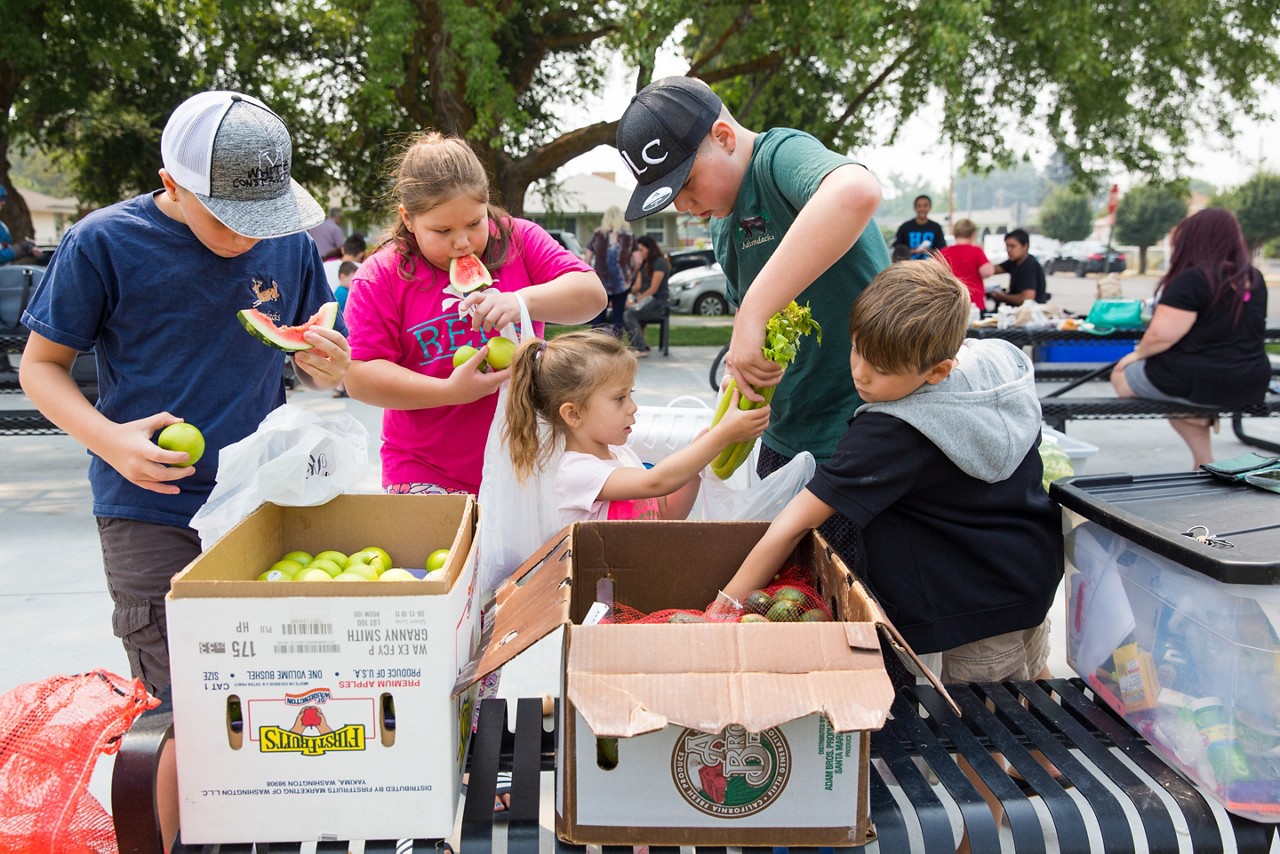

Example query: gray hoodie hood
[857,338,1041,482]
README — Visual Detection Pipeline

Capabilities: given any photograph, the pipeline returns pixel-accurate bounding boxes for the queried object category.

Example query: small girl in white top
[504,331,769,525]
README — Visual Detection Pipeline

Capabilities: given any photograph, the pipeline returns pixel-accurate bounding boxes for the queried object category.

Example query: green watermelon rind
[237,301,339,352]
[449,254,493,294]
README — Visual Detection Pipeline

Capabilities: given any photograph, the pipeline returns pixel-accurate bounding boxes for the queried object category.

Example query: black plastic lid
[1050,472,1280,585]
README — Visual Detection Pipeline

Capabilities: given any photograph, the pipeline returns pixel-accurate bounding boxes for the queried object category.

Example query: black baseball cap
[618,77,722,221]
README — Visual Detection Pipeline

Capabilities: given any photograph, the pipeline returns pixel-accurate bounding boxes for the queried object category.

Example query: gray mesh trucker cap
[618,77,722,221]
[160,91,324,238]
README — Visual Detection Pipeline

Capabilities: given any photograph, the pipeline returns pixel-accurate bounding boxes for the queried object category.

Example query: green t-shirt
[712,128,890,461]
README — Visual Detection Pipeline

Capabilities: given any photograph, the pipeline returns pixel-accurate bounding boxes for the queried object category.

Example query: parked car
[1045,241,1127,276]
[545,229,586,260]
[667,263,733,316]
[667,247,717,276]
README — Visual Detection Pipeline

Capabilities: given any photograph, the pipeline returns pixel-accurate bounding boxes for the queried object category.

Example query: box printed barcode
[273,642,341,655]
[281,620,334,636]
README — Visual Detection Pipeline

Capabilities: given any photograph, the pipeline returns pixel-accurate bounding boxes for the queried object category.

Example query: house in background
[13,187,82,245]
[523,172,686,250]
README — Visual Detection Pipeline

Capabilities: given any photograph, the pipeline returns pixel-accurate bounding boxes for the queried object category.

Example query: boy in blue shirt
[20,91,350,694]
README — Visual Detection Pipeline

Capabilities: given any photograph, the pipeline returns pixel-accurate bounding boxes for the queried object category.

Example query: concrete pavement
[2,269,1278,820]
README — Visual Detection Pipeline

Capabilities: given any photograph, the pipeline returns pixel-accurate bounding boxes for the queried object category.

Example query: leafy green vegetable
[710,302,822,480]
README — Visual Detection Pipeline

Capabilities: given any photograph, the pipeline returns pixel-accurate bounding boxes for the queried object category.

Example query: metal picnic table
[112,678,1277,853]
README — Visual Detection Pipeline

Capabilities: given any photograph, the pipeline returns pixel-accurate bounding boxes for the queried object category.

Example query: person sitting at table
[988,229,1046,307]
[1111,207,1269,469]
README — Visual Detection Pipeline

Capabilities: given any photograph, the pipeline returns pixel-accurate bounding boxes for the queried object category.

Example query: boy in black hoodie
[724,260,1062,685]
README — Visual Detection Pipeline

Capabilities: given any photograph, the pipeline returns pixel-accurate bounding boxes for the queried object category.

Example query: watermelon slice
[449,254,493,293]
[238,301,339,351]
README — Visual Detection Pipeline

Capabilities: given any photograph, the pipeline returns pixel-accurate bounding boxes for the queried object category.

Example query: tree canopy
[4,0,1280,237]
[1216,172,1280,251]
[1114,183,1188,273]
[1038,187,1094,242]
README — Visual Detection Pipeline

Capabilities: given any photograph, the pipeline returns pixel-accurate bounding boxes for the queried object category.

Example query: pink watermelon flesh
[450,254,493,293]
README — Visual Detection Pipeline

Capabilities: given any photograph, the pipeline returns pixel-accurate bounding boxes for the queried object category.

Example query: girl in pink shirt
[344,133,605,494]
[503,331,769,525]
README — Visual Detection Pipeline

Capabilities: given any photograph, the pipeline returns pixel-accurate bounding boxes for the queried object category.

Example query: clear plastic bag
[190,403,369,548]
[697,450,815,521]
[475,294,563,597]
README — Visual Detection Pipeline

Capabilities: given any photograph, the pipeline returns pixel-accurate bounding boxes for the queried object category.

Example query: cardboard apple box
[166,493,482,844]
[453,520,953,848]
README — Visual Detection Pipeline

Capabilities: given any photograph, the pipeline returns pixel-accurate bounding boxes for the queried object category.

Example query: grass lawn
[545,324,732,347]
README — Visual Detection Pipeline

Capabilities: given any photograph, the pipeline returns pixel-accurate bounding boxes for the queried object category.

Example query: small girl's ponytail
[502,331,635,481]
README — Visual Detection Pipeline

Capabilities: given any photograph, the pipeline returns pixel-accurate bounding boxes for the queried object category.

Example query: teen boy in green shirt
[618,76,890,468]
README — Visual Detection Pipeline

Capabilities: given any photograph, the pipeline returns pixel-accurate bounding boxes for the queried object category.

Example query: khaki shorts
[937,618,1052,684]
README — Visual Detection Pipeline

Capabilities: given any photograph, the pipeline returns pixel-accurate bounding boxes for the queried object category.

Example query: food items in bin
[604,566,834,624]
[253,545,451,581]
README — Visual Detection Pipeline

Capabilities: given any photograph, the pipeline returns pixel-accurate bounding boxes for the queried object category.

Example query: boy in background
[20,91,349,694]
[989,228,1047,306]
[894,194,947,260]
[939,218,995,308]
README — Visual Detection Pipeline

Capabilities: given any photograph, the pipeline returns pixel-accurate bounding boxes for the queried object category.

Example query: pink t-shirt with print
[556,445,662,525]
[345,218,592,492]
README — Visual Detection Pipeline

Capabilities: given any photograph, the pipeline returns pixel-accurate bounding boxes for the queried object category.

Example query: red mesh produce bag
[0,670,158,854]
[605,565,835,625]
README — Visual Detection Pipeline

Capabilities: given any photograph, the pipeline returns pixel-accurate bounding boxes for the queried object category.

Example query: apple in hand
[156,422,205,466]
[484,337,515,370]
[453,345,486,372]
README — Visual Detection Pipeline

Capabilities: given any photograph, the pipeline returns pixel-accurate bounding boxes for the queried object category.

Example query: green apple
[359,546,393,572]
[257,569,290,582]
[269,559,305,578]
[333,571,369,582]
[341,561,379,581]
[379,567,419,582]
[297,568,334,582]
[313,550,349,568]
[280,550,313,567]
[484,337,516,370]
[348,550,388,574]
[452,345,484,371]
[306,558,343,578]
[425,548,451,572]
[156,422,205,467]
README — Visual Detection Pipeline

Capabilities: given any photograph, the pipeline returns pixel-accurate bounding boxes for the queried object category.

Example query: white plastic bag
[697,450,815,521]
[475,294,563,598]
[190,404,369,548]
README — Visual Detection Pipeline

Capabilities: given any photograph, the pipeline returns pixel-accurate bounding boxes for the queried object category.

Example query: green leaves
[1216,173,1280,251]
[1039,187,1095,243]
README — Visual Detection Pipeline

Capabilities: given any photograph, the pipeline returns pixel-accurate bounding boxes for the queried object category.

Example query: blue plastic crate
[1039,342,1135,362]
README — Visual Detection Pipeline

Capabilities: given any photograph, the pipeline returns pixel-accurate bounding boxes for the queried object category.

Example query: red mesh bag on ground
[0,670,158,854]
[605,565,835,625]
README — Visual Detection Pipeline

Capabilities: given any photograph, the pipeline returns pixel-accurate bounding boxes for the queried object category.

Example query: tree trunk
[1138,245,1148,275]
[0,60,35,242]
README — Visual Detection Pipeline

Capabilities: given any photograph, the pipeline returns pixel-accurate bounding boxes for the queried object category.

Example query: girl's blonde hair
[387,131,513,279]
[599,205,626,233]
[504,331,636,481]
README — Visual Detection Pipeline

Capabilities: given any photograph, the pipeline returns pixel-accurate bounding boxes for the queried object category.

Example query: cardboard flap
[850,575,960,716]
[566,623,895,736]
[451,527,574,696]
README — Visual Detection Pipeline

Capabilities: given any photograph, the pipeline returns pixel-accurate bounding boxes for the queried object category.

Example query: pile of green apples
[738,585,831,623]
[256,546,451,582]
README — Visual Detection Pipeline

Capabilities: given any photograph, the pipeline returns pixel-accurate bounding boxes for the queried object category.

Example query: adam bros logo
[670,724,791,817]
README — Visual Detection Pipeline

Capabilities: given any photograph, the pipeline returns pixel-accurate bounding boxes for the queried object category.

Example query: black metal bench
[1040,396,1280,454]
[111,679,1277,853]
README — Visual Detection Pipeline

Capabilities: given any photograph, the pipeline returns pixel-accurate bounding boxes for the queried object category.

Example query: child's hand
[292,326,351,389]
[99,412,197,495]
[715,387,770,444]
[448,344,508,403]
[459,288,522,333]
